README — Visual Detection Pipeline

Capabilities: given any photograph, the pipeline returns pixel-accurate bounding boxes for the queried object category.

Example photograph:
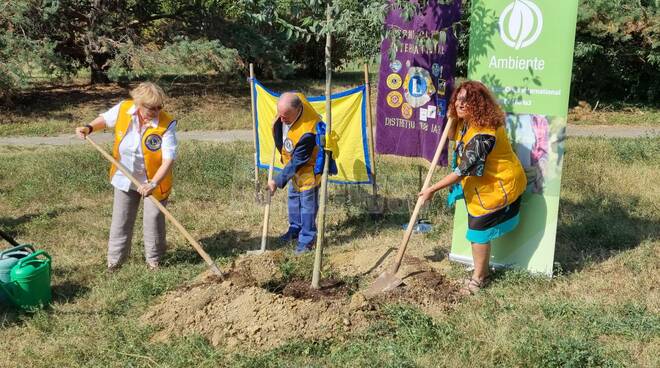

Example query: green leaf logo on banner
[499,0,543,50]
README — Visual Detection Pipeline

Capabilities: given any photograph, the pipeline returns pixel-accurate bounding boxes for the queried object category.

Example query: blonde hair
[129,82,166,108]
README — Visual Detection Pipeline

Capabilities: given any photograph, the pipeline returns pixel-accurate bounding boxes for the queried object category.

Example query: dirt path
[0,130,254,146]
[566,124,660,138]
[0,125,658,146]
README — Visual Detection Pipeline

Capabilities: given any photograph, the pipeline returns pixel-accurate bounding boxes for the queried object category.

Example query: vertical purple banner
[376,0,461,163]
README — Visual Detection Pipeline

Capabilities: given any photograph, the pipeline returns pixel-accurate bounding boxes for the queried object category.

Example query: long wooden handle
[260,144,277,252]
[363,63,377,197]
[249,64,260,199]
[390,118,454,273]
[85,135,223,277]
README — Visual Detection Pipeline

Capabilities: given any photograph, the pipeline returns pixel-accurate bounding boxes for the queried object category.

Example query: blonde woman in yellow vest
[419,81,527,294]
[266,92,335,255]
[75,82,177,272]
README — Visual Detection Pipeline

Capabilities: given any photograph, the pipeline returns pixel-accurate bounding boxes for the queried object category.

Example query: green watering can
[0,244,35,304]
[0,250,52,310]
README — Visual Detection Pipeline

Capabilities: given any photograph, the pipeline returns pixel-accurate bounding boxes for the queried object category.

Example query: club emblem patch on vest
[145,134,162,151]
[284,138,294,153]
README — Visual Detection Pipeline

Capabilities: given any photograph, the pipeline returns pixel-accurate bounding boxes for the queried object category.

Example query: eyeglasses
[141,104,162,111]
[455,97,468,105]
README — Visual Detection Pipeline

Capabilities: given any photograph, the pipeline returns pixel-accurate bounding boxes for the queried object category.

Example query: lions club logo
[401,103,413,119]
[386,73,403,90]
[386,91,403,108]
[144,134,162,151]
[403,67,436,108]
[284,138,294,153]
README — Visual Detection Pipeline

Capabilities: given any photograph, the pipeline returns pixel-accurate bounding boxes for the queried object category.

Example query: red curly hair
[448,81,505,129]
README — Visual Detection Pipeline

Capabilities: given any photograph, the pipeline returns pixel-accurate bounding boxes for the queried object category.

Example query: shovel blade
[246,249,265,256]
[363,271,403,297]
[209,264,225,279]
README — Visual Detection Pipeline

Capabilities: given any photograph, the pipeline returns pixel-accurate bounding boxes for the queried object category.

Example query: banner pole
[249,63,259,201]
[363,64,378,201]
[312,4,333,290]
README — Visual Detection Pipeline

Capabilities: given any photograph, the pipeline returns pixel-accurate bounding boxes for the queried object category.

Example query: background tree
[0,1,60,102]
[572,0,659,103]
[0,0,657,105]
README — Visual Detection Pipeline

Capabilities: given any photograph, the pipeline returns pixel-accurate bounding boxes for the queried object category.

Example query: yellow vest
[280,93,321,191]
[109,100,175,201]
[455,120,527,217]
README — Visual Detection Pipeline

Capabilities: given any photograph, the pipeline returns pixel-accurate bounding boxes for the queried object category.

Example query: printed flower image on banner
[506,114,565,195]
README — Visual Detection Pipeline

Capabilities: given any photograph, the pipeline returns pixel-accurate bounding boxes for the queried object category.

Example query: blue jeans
[287,185,319,247]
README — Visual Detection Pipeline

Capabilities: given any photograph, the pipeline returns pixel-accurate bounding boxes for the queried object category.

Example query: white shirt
[101,101,178,192]
[282,122,291,142]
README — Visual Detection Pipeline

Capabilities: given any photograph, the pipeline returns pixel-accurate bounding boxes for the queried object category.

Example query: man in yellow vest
[267,92,334,255]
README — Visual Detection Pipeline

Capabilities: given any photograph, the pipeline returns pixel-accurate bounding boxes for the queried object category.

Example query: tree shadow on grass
[0,207,84,244]
[0,282,90,329]
[0,305,24,329]
[163,230,293,266]
[324,185,416,248]
[2,71,369,123]
[50,281,91,304]
[50,265,91,305]
[2,84,127,117]
[555,194,659,273]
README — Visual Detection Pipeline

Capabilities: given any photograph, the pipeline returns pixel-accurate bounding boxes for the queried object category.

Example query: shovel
[248,144,277,255]
[365,118,454,296]
[84,135,224,278]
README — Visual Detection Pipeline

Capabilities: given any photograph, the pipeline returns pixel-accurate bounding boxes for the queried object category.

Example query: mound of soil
[142,249,461,351]
[330,247,461,317]
[375,267,461,317]
[143,280,369,351]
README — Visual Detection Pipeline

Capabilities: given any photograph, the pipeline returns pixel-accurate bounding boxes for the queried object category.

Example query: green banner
[450,0,579,275]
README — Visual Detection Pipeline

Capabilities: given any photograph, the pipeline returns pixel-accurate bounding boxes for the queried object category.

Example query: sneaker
[147,261,160,271]
[279,229,300,243]
[294,241,315,256]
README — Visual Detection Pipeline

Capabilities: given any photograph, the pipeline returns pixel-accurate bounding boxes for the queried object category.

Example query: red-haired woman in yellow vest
[419,81,527,294]
[75,82,177,272]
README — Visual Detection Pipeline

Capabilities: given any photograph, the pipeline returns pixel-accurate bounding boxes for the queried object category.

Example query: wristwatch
[148,181,157,190]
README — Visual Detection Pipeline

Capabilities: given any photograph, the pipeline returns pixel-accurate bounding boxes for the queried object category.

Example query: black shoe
[279,229,300,243]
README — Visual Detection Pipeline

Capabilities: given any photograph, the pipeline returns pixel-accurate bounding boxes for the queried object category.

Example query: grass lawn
[0,136,658,367]
[568,103,660,127]
[1,74,657,137]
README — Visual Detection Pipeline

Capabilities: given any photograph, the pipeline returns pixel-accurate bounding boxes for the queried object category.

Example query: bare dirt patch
[143,278,369,350]
[142,249,462,352]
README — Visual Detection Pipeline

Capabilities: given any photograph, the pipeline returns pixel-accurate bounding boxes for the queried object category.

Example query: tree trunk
[90,52,111,84]
[311,3,333,290]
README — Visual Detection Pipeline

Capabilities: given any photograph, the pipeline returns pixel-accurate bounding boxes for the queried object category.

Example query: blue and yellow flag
[253,79,372,184]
